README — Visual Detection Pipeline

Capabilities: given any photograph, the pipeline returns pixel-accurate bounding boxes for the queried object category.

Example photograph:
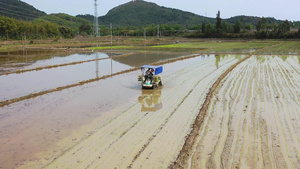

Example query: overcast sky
[22,0,300,21]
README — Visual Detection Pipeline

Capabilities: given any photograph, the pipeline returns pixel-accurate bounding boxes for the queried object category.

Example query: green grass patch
[89,46,134,50]
[256,41,300,55]
[150,41,278,54]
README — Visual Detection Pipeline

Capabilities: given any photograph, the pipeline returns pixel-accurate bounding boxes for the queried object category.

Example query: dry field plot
[189,55,300,168]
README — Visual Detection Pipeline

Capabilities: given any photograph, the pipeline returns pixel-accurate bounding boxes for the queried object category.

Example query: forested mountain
[77,0,286,28]
[224,15,283,25]
[99,0,215,27]
[0,0,46,20]
[0,0,298,40]
[36,13,92,32]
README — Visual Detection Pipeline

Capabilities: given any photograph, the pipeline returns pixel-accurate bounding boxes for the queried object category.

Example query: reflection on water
[112,52,185,67]
[254,55,300,64]
[0,52,111,73]
[138,89,162,112]
[0,58,131,101]
[215,54,245,69]
[215,54,221,68]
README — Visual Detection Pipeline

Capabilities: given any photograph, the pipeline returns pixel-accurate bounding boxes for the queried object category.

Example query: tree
[256,20,262,32]
[216,11,222,36]
[0,16,17,39]
[79,22,92,36]
[205,23,214,37]
[245,23,253,31]
[58,26,74,38]
[201,22,206,33]
[221,21,230,33]
[278,20,290,33]
[233,21,241,33]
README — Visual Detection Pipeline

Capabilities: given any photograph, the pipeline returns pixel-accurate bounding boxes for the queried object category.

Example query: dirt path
[40,55,239,169]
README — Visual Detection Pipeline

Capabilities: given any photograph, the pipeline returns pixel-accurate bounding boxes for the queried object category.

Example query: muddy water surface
[0,52,227,169]
[0,52,114,73]
[0,59,131,101]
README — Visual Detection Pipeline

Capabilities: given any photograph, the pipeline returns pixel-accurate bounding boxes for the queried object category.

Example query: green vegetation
[0,0,299,40]
[98,0,214,27]
[0,0,46,20]
[89,46,134,50]
[36,14,93,35]
[255,41,300,55]
[150,41,279,54]
[0,15,74,40]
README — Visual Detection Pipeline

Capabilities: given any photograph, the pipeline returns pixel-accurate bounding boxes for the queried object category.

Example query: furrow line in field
[92,56,239,168]
[44,56,218,168]
[127,87,195,168]
[259,59,277,168]
[217,58,255,169]
[132,57,240,169]
[172,54,255,168]
[187,55,300,168]
[279,57,300,104]
[262,59,285,168]
[44,54,240,168]
[82,58,225,167]
[267,59,294,168]
[187,57,245,168]
[225,58,255,169]
[173,43,283,168]
[272,58,300,165]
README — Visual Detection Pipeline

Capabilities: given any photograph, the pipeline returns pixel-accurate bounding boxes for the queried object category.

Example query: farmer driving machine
[138,65,163,89]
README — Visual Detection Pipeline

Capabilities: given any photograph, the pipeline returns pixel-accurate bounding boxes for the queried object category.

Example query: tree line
[0,14,299,41]
[0,15,74,40]
[186,11,300,39]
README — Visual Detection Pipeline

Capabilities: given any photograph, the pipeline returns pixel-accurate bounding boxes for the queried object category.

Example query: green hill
[77,0,286,28]
[0,0,46,20]
[36,13,92,32]
[98,0,215,27]
[224,15,284,25]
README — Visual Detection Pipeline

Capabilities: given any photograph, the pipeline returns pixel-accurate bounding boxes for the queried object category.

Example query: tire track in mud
[0,54,201,107]
[172,43,282,168]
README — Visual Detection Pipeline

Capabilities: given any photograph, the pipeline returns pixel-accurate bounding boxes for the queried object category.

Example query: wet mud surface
[0,51,226,169]
[1,46,300,169]
[183,55,300,168]
[42,54,239,169]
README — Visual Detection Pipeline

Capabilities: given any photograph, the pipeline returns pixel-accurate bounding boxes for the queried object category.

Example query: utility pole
[94,0,99,37]
[110,23,113,50]
[157,25,160,39]
[144,28,146,47]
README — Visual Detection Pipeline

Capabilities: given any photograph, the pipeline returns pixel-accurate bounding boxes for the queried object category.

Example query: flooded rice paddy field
[1,45,300,169]
[0,51,216,169]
